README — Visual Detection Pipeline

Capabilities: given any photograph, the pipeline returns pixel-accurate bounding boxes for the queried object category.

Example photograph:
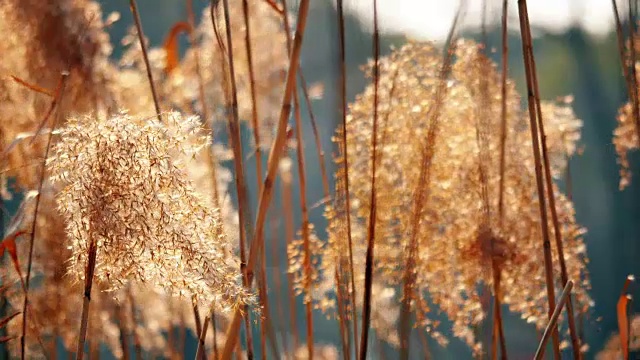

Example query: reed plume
[303,39,592,355]
[0,0,114,190]
[47,111,253,312]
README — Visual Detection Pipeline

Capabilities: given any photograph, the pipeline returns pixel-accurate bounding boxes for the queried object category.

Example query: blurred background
[95,0,640,358]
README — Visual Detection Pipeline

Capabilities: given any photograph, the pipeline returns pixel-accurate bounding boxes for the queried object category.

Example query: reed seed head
[48,111,253,312]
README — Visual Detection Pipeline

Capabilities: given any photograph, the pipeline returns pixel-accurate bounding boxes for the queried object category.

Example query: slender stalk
[335,0,359,351]
[490,264,507,360]
[292,77,315,359]
[75,235,98,360]
[398,13,460,358]
[530,50,582,360]
[359,1,380,358]
[534,281,574,360]
[398,157,429,360]
[517,1,561,358]
[128,0,162,122]
[281,0,347,355]
[521,2,580,357]
[195,316,211,360]
[241,0,264,190]
[22,73,69,360]
[278,3,299,353]
[213,8,257,359]
[238,2,270,357]
[493,2,510,358]
[219,1,311,358]
[334,263,351,360]
[497,0,509,247]
[183,7,224,357]
[192,301,207,360]
[0,132,7,360]
[185,0,224,214]
[185,0,212,127]
[298,72,331,196]
[215,1,256,358]
[612,0,640,147]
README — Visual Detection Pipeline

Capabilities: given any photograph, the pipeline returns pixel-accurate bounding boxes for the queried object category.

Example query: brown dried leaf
[163,21,191,74]
[0,230,26,280]
[9,75,54,97]
[0,335,17,344]
[618,275,634,360]
[0,311,20,329]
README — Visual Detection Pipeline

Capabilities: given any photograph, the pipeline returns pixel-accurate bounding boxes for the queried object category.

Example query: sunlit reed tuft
[48,111,253,312]
[302,39,591,354]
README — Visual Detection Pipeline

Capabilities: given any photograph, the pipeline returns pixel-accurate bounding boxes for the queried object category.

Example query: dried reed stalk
[195,316,211,360]
[184,4,221,356]
[192,301,207,360]
[516,0,561,358]
[335,0,359,352]
[494,0,509,356]
[278,0,331,357]
[534,281,574,360]
[492,2,510,358]
[185,0,212,127]
[239,1,270,355]
[75,233,97,360]
[334,263,351,360]
[128,0,162,122]
[398,11,460,359]
[521,2,581,357]
[532,49,582,360]
[213,1,255,357]
[22,73,68,360]
[278,4,299,353]
[359,0,380,358]
[292,80,315,359]
[220,0,311,357]
[298,73,331,196]
[241,0,264,190]
[612,0,640,147]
